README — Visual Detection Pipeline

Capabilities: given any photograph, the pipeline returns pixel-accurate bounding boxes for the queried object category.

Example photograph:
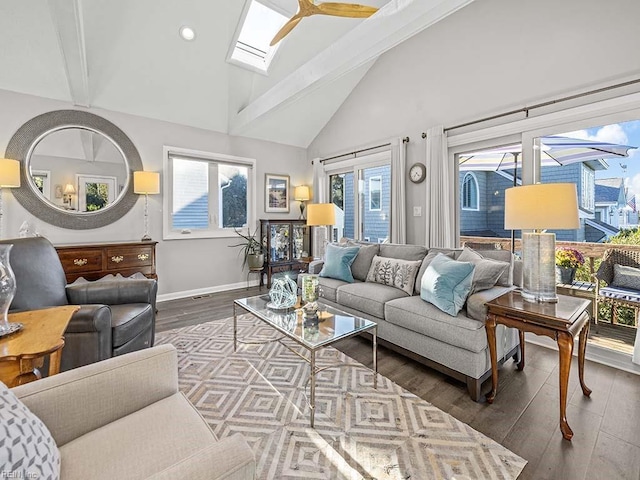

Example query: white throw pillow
[0,382,60,480]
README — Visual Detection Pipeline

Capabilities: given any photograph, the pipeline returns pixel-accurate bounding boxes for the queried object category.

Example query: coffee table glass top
[235,295,376,350]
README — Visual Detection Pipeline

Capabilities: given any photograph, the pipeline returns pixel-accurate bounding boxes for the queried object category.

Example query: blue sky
[559,119,640,197]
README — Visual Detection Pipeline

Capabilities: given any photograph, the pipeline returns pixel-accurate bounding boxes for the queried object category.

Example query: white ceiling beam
[47,0,90,107]
[229,0,475,135]
[79,130,99,162]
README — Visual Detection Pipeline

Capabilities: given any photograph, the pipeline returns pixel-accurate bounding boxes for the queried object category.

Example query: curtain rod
[314,137,409,164]
[420,77,640,138]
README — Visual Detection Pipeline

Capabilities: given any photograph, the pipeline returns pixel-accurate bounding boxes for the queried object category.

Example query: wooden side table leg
[517,329,525,370]
[578,319,592,397]
[557,332,575,441]
[485,314,499,404]
[49,348,63,376]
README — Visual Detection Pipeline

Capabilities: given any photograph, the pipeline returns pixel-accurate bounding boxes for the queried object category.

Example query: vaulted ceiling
[0,0,473,148]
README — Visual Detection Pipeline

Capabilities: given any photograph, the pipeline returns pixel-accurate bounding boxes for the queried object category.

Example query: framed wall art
[265,174,290,213]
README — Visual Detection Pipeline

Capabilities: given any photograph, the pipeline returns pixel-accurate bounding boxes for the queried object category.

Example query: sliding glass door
[327,153,391,243]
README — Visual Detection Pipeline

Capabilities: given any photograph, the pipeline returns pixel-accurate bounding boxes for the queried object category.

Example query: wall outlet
[413,206,422,217]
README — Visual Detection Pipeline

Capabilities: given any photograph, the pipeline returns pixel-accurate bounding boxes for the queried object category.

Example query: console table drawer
[55,241,157,283]
[105,247,153,270]
[58,250,103,273]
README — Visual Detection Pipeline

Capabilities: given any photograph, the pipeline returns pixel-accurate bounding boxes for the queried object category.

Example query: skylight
[228,0,289,73]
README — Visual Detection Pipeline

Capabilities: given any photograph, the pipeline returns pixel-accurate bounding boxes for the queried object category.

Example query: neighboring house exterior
[460,160,612,242]
[338,165,391,243]
[595,177,638,231]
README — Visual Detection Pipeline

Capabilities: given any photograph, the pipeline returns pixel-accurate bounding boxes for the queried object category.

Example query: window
[325,151,391,244]
[369,176,381,211]
[462,173,479,210]
[163,147,256,239]
[31,170,50,199]
[227,0,289,73]
[581,165,595,211]
[76,175,116,212]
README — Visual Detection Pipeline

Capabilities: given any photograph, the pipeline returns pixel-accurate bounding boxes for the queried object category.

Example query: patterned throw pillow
[611,264,640,290]
[365,255,422,295]
[0,382,60,480]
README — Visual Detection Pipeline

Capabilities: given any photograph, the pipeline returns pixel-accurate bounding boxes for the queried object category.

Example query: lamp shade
[0,159,20,188]
[134,171,160,195]
[63,183,76,194]
[294,185,310,201]
[306,203,336,226]
[505,183,579,230]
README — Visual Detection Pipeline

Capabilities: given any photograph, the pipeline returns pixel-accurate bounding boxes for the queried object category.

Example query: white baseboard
[157,280,259,303]
[525,333,640,375]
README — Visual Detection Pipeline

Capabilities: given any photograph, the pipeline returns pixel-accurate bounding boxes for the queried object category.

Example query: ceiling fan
[270,0,379,46]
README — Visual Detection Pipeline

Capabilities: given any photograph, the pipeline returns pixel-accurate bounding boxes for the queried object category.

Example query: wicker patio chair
[594,248,640,326]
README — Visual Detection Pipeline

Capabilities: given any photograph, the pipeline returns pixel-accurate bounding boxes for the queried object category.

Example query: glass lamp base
[521,232,558,303]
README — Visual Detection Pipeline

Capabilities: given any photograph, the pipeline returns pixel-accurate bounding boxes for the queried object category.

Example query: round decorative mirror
[5,110,143,229]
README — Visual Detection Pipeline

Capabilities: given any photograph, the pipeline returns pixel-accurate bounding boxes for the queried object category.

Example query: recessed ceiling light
[179,26,196,41]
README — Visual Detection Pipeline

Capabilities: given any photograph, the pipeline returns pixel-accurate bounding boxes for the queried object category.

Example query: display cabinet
[260,219,312,287]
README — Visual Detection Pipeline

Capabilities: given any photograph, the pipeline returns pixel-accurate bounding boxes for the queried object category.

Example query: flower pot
[247,254,264,270]
[555,266,576,285]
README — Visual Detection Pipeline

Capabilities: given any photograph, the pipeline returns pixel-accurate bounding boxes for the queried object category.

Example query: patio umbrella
[459,135,636,174]
[458,135,637,252]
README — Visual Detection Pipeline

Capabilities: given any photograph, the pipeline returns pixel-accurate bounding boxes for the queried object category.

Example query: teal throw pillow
[420,253,475,316]
[319,244,360,283]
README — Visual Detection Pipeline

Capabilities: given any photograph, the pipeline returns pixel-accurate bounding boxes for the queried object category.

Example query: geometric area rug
[155,315,527,480]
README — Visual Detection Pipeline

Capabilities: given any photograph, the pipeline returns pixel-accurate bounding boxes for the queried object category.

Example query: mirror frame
[5,110,143,229]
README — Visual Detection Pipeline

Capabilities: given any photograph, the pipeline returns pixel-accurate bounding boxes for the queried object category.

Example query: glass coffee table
[233,295,377,428]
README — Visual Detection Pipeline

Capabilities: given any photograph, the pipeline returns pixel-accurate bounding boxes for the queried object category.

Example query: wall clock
[409,162,426,184]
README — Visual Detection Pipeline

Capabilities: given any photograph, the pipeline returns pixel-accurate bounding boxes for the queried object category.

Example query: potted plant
[555,247,585,285]
[230,227,265,270]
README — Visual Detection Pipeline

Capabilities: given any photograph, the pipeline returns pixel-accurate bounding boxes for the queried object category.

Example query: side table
[485,291,591,441]
[0,306,79,387]
[556,281,595,318]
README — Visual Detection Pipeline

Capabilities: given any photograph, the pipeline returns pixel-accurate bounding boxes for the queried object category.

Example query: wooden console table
[55,241,157,283]
[485,291,592,441]
[0,306,79,387]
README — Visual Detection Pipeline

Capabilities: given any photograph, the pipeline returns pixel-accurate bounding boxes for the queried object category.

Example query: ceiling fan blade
[315,2,378,18]
[270,16,303,46]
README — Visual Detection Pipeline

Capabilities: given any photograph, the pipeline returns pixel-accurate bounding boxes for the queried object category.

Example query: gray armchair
[2,237,157,371]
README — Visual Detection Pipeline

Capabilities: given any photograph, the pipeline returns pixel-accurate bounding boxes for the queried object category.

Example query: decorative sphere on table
[269,276,297,309]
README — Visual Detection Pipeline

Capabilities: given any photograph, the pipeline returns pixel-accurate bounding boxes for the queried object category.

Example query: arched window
[462,173,479,210]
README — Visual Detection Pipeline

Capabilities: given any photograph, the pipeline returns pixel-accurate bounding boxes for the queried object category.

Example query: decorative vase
[247,253,264,270]
[302,275,319,303]
[555,266,576,285]
[0,244,16,333]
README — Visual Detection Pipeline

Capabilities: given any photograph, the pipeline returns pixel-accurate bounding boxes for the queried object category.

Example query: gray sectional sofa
[306,242,522,401]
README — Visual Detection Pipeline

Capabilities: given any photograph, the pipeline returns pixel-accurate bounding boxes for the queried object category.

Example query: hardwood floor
[156,287,640,480]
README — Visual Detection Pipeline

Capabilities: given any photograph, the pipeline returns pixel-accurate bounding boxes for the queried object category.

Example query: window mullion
[210,163,219,229]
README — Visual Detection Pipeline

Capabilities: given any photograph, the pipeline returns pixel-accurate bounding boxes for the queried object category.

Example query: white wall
[0,89,311,298]
[308,0,640,245]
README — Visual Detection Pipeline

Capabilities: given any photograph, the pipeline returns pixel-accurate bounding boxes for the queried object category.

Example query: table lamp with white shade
[294,185,310,220]
[63,183,76,209]
[0,159,21,239]
[306,203,336,259]
[134,171,160,241]
[504,183,579,303]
